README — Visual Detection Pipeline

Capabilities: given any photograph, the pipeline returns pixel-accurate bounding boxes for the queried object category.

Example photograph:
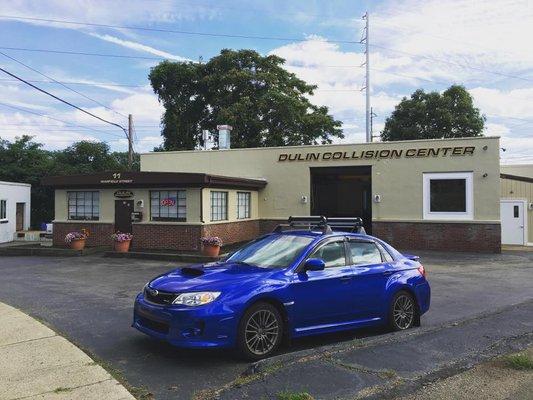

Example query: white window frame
[237,192,251,219]
[210,191,228,221]
[150,189,187,221]
[0,199,7,221]
[423,172,473,220]
[68,191,100,221]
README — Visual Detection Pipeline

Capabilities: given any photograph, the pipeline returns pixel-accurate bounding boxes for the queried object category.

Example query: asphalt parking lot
[0,250,532,399]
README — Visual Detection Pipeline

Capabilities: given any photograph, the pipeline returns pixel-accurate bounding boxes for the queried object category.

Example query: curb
[0,301,135,400]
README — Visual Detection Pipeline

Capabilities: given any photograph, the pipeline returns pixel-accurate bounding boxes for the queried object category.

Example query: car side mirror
[303,258,325,271]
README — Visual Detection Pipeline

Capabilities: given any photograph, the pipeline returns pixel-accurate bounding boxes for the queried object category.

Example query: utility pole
[128,114,133,170]
[362,11,371,143]
[370,107,378,142]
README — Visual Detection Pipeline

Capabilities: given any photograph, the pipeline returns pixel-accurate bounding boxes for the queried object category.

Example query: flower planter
[203,244,220,257]
[114,239,131,253]
[70,239,86,251]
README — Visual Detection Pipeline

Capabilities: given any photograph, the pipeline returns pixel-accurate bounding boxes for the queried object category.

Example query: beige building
[500,164,533,246]
[44,136,502,252]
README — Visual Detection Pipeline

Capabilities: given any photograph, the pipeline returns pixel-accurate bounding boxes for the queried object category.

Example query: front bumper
[132,293,237,349]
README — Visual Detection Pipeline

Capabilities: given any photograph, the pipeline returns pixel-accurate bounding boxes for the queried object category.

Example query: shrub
[200,236,223,247]
[111,232,133,242]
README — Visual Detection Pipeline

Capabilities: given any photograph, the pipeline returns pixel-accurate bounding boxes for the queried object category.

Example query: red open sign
[160,198,176,207]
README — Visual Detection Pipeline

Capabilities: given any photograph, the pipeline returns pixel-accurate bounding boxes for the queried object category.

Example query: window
[376,242,394,262]
[237,192,251,219]
[423,172,473,220]
[150,190,186,221]
[310,241,346,268]
[211,191,228,221]
[0,200,6,221]
[227,234,314,268]
[68,191,99,220]
[348,241,383,265]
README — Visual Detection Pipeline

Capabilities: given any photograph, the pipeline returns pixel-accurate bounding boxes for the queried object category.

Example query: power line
[0,15,363,44]
[0,46,162,60]
[0,101,124,138]
[0,66,128,134]
[0,77,145,88]
[0,51,128,118]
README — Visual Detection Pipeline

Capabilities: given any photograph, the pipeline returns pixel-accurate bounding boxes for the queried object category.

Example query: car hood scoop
[180,267,205,277]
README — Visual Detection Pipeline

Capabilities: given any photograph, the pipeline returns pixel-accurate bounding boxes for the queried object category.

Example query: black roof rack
[273,216,365,235]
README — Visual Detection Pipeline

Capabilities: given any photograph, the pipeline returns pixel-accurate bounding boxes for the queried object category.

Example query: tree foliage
[0,136,138,227]
[149,49,343,150]
[381,85,485,141]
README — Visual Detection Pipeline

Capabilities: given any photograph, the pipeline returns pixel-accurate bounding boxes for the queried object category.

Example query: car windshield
[227,234,314,269]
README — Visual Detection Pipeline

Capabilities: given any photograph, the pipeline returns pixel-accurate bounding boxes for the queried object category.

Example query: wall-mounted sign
[114,190,134,198]
[100,172,133,184]
[278,146,476,162]
[160,198,176,207]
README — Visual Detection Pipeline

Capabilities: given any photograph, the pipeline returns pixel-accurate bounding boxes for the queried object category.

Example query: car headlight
[172,292,221,306]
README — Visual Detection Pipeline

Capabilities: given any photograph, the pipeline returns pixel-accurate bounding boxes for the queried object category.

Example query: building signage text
[278,146,475,162]
[114,190,134,198]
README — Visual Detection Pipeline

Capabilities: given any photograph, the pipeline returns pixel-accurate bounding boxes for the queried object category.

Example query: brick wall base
[54,219,501,253]
[202,220,260,246]
[372,221,501,253]
[53,222,114,247]
[132,224,202,251]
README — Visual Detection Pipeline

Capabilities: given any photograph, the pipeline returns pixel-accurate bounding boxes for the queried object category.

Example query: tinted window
[376,242,394,262]
[227,234,313,268]
[311,241,346,268]
[429,179,466,212]
[348,241,382,265]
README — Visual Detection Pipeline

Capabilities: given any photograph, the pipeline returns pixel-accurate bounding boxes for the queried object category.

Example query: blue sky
[0,0,531,163]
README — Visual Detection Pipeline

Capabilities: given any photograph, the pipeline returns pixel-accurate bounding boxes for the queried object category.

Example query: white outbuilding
[0,181,31,243]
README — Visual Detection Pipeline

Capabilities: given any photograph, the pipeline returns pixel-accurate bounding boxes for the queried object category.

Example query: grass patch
[53,387,72,394]
[277,392,314,400]
[505,353,533,370]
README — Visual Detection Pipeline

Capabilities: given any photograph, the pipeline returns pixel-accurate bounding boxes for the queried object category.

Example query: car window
[376,242,394,262]
[310,241,346,268]
[227,234,314,268]
[348,241,383,265]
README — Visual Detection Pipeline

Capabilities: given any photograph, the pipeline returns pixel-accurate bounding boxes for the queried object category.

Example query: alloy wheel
[244,309,280,356]
[393,294,415,329]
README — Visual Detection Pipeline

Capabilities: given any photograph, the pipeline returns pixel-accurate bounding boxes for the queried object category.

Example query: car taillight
[417,265,426,278]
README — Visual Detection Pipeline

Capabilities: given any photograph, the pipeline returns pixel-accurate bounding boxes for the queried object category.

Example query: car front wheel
[389,290,417,331]
[238,302,283,360]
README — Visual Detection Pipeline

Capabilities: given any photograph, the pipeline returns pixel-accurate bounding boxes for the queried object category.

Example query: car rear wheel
[389,291,417,331]
[238,302,283,360]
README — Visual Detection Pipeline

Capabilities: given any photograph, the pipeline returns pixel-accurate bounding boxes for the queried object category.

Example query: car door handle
[340,276,352,283]
[382,271,394,276]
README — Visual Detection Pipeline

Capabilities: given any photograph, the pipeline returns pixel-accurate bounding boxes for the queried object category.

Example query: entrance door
[16,203,25,231]
[115,200,134,233]
[500,200,525,245]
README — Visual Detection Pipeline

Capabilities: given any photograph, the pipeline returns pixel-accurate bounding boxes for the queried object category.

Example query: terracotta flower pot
[114,240,131,253]
[203,244,220,257]
[70,239,86,251]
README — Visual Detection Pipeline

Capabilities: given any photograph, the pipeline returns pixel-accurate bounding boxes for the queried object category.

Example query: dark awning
[41,171,267,190]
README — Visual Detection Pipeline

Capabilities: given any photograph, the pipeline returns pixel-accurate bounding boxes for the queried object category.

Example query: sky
[0,0,531,164]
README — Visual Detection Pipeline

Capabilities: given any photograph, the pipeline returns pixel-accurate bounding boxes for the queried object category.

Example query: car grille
[138,316,170,334]
[144,287,177,305]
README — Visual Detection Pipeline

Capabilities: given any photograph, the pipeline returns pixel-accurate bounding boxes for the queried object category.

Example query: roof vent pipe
[217,125,232,149]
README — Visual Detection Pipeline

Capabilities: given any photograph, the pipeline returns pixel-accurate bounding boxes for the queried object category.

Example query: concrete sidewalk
[0,302,134,400]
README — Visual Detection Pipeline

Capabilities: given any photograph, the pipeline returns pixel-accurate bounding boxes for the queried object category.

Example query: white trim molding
[423,172,474,221]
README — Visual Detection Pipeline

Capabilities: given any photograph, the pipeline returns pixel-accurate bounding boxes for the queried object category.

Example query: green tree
[381,85,485,141]
[149,49,343,150]
[0,137,136,228]
[0,136,55,227]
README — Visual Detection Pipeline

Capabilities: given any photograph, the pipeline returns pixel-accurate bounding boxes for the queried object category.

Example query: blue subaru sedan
[133,217,430,359]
